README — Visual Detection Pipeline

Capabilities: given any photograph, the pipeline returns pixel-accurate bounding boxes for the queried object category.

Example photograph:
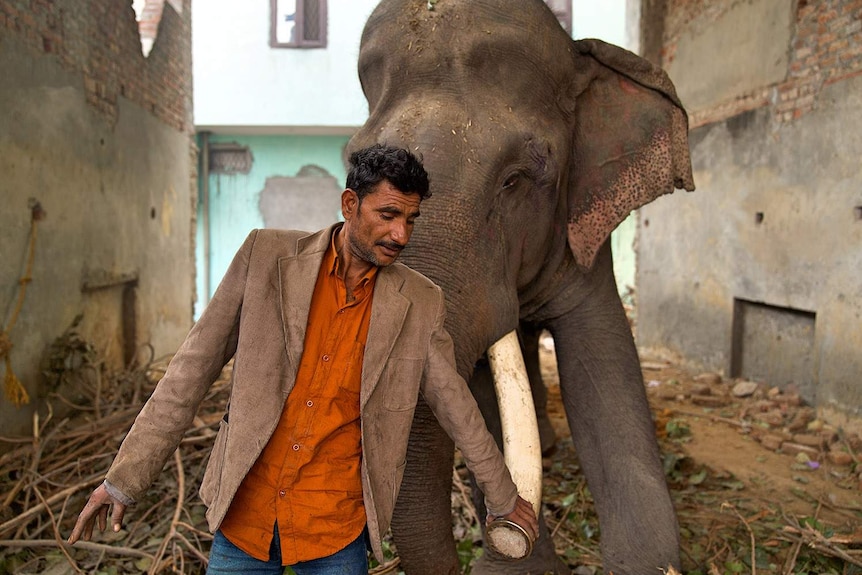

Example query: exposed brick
[828,38,851,52]
[666,0,862,126]
[818,8,839,24]
[776,100,797,113]
[1,0,192,133]
[841,42,862,58]
[780,86,800,100]
[818,32,839,46]
[828,14,853,31]
[795,46,814,59]
[800,4,817,19]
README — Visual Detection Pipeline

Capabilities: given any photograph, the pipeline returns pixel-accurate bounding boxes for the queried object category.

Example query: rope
[2,200,46,407]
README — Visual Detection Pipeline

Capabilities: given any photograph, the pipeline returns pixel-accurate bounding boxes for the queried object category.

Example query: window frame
[270,0,327,49]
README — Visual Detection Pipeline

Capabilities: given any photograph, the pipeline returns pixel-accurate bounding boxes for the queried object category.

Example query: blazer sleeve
[105,230,258,501]
[419,290,519,517]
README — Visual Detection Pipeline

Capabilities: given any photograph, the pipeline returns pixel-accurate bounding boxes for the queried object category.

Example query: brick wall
[0,0,192,133]
[661,0,862,127]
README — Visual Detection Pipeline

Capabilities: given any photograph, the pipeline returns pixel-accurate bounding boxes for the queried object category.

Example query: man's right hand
[487,495,539,541]
[67,482,127,544]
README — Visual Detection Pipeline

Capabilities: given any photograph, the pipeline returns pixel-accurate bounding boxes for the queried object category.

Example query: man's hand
[67,483,127,545]
[488,495,539,541]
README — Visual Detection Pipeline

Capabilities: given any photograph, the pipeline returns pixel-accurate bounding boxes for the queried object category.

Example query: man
[68,144,538,573]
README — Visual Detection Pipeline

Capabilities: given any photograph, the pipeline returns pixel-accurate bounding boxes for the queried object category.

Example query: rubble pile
[647,365,861,485]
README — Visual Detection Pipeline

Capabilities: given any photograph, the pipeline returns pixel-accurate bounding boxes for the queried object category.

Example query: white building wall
[193,1,629,133]
[573,0,628,48]
[193,1,378,133]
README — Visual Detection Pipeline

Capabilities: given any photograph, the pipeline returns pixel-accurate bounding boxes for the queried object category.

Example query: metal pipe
[200,131,211,307]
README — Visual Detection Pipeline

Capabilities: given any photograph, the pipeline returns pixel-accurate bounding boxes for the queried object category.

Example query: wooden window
[271,0,327,48]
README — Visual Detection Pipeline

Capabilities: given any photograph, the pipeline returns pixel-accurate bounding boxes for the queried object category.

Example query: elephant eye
[502,173,521,190]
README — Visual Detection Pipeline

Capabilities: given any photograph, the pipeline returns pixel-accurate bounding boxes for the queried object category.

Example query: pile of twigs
[0,339,230,574]
[3,326,860,574]
[0,330,484,575]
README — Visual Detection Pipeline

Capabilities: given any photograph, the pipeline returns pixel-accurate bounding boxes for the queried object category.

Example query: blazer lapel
[277,227,332,393]
[361,266,410,410]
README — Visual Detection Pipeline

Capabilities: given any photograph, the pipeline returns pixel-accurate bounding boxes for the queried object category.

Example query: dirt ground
[2,328,860,575]
[537,337,862,575]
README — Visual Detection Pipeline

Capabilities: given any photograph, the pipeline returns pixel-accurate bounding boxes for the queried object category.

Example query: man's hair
[346,144,431,201]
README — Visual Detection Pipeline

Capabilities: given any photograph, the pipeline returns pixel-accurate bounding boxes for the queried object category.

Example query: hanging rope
[2,199,47,407]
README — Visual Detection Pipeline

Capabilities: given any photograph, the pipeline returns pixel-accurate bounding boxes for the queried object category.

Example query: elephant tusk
[485,330,542,560]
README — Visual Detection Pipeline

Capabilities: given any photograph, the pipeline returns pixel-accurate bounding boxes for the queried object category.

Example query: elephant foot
[470,551,571,575]
[472,523,570,575]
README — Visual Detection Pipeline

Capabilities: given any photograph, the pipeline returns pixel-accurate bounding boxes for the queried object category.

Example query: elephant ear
[566,39,695,271]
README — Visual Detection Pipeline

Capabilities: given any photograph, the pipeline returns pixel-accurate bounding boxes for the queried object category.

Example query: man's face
[342,179,421,267]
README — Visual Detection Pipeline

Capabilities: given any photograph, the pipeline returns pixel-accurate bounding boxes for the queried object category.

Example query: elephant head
[348,1,694,574]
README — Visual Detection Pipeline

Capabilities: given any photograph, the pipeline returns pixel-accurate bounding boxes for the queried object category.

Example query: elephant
[346,1,695,573]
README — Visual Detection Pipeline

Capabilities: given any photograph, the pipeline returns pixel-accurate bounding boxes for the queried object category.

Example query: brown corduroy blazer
[105,225,517,562]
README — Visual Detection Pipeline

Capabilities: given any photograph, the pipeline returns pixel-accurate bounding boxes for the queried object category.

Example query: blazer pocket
[382,358,423,411]
[199,419,229,507]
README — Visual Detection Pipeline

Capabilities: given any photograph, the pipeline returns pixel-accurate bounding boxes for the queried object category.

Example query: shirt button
[279,490,286,497]
[292,444,300,451]
[306,400,313,407]
[322,354,330,362]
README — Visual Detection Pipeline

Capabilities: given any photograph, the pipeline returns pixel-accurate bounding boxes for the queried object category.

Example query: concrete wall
[196,134,350,317]
[636,0,862,427]
[0,0,195,435]
[665,0,794,111]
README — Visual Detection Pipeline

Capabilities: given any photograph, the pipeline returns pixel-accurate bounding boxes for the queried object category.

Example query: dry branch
[0,342,229,574]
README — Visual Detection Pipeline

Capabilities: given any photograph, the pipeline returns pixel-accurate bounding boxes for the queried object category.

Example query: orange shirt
[220,230,377,563]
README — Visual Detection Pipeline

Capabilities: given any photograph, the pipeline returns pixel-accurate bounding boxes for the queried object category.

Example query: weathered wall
[0,0,195,435]
[196,134,349,317]
[637,0,862,427]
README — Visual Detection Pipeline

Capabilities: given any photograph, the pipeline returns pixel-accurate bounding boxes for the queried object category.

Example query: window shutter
[303,0,321,42]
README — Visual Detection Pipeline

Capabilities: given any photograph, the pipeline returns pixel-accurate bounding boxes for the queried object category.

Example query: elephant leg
[467,359,567,575]
[391,397,460,575]
[547,244,680,574]
[519,323,558,456]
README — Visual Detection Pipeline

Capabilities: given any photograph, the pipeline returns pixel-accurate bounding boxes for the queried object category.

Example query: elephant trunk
[485,330,543,560]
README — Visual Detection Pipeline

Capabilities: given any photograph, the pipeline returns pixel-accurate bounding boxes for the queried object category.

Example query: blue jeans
[207,524,368,575]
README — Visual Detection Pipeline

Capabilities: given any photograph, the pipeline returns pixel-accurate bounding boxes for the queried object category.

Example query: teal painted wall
[195,134,350,317]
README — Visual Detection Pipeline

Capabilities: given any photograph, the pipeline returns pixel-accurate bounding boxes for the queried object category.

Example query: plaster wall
[573,0,628,46]
[665,0,794,112]
[637,76,862,418]
[192,0,378,132]
[192,1,625,132]
[0,21,193,435]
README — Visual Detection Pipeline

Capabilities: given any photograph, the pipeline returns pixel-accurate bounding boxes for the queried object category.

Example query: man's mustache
[377,241,405,252]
